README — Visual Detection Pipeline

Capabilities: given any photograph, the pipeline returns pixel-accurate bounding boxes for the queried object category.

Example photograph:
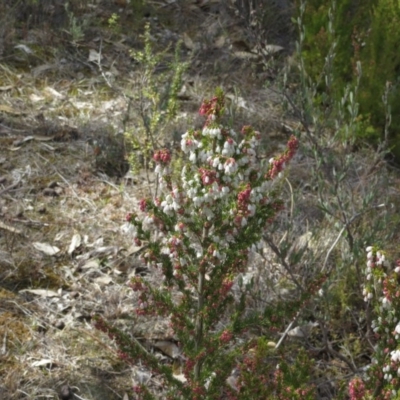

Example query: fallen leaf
[81,259,100,269]
[226,373,239,392]
[94,275,113,285]
[214,35,226,49]
[68,233,82,255]
[15,44,33,54]
[183,33,196,50]
[13,136,34,146]
[88,49,101,63]
[126,244,142,256]
[287,326,306,337]
[256,44,285,57]
[132,367,151,384]
[173,373,187,383]
[29,93,45,102]
[20,289,59,298]
[33,242,60,256]
[44,86,63,99]
[287,322,318,338]
[153,340,181,358]
[31,359,58,368]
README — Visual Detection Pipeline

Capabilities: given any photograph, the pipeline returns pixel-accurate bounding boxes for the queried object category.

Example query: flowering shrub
[95,89,312,399]
[348,247,400,399]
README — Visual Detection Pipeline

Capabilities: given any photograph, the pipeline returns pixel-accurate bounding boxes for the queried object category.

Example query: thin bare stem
[194,225,209,381]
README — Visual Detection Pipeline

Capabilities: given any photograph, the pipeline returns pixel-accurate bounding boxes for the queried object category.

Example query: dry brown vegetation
[0,1,399,399]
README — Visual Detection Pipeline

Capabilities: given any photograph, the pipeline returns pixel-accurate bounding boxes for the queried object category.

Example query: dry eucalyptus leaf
[287,322,318,338]
[183,33,198,51]
[132,367,151,385]
[287,326,306,338]
[214,35,226,49]
[15,44,33,54]
[88,237,104,247]
[68,233,82,255]
[88,49,101,63]
[44,86,63,99]
[33,242,60,256]
[153,340,181,358]
[226,374,239,392]
[12,136,34,146]
[126,244,142,256]
[81,259,100,269]
[256,44,284,57]
[20,289,59,298]
[94,275,113,285]
[29,93,45,102]
[31,359,58,368]
[172,373,187,383]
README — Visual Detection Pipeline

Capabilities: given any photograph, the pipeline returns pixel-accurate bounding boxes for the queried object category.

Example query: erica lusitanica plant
[95,89,310,399]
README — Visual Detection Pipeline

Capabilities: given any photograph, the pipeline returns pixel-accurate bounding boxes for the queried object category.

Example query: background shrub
[297,0,400,160]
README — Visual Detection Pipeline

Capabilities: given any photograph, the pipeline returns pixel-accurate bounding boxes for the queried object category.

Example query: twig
[276,203,386,349]
[263,234,303,292]
[74,327,151,359]
[96,38,114,90]
[55,171,97,211]
[321,204,385,273]
[0,179,21,197]
[0,220,23,235]
[275,308,301,349]
[318,318,357,373]
[1,332,7,355]
[73,393,89,400]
